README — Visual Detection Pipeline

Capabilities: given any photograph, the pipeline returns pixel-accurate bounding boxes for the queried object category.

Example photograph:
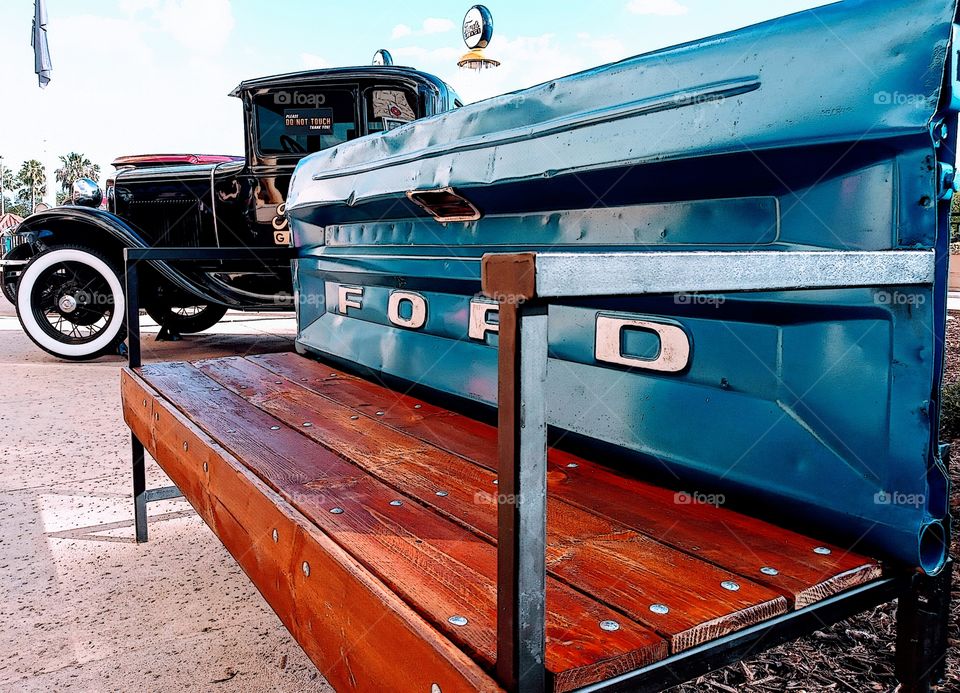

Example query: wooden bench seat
[121,353,883,692]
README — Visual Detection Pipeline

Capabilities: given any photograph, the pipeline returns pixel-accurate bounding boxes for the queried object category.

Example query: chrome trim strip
[527,250,936,298]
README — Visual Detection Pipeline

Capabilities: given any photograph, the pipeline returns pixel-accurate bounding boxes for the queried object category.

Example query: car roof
[228,66,451,98]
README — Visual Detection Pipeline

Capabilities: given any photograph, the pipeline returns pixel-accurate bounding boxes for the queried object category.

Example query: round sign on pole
[372,49,394,66]
[462,5,493,50]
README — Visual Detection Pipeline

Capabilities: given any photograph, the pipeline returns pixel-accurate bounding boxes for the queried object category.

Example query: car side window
[364,87,419,134]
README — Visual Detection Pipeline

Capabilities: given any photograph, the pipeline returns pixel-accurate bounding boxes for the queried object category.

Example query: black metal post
[125,250,146,542]
[895,559,953,693]
[123,253,141,369]
[496,300,548,692]
[132,434,147,543]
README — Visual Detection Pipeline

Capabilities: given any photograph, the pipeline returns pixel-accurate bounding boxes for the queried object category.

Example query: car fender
[15,207,230,306]
[0,240,34,266]
[17,206,148,251]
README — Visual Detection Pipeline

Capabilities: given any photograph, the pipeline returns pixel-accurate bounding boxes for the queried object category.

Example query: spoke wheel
[145,301,227,334]
[16,246,125,360]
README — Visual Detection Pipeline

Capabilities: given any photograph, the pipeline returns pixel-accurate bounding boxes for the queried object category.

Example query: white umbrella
[32,0,51,88]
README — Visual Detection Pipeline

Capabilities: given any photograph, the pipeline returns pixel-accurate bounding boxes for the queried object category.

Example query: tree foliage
[0,153,103,213]
[54,152,100,192]
[16,160,47,212]
[0,164,18,215]
[2,198,31,216]
[0,164,14,193]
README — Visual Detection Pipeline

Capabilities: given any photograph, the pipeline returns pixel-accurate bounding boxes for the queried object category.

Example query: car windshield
[254,88,358,155]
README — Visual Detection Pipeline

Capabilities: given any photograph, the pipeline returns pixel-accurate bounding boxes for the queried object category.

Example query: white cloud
[157,0,235,53]
[0,3,251,204]
[576,33,630,64]
[393,17,455,39]
[392,45,462,63]
[437,32,632,105]
[121,0,236,53]
[626,0,689,16]
[117,0,158,12]
[391,23,412,39]
[422,18,454,34]
[301,53,331,69]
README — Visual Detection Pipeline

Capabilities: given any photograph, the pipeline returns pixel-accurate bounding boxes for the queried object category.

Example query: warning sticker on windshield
[372,90,416,122]
[284,108,333,134]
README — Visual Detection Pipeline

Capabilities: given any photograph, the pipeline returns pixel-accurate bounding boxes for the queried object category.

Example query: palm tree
[16,160,46,214]
[54,152,100,194]
[0,162,15,215]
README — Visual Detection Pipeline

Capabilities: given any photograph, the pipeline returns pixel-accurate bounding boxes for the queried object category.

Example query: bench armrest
[480,248,936,690]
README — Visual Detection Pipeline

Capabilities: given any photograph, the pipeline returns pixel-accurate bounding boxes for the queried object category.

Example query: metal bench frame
[482,249,952,692]
[123,246,952,693]
[123,246,295,542]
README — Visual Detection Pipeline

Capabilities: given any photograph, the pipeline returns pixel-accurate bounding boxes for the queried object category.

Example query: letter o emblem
[388,291,427,329]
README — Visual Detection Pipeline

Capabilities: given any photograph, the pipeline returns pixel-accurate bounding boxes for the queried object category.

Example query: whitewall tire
[15,246,126,360]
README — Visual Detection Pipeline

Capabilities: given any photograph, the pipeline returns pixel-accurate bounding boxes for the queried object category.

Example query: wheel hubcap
[58,294,78,313]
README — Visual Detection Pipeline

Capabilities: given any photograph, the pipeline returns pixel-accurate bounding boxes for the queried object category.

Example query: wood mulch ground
[670,317,960,693]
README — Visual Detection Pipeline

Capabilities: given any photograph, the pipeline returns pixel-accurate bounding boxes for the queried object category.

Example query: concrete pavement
[0,301,332,692]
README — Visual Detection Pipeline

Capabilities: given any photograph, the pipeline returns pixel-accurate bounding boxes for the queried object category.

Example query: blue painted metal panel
[287,0,958,573]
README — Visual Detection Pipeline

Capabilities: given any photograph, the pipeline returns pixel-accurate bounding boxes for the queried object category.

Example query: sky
[0,0,832,204]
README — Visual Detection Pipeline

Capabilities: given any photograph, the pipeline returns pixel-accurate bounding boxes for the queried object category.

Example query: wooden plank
[121,369,502,693]
[153,399,213,517]
[249,352,882,608]
[120,368,156,450]
[544,459,882,610]
[196,356,790,653]
[135,363,668,692]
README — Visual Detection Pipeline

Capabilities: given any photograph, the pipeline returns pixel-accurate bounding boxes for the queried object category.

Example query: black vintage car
[0,66,458,360]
